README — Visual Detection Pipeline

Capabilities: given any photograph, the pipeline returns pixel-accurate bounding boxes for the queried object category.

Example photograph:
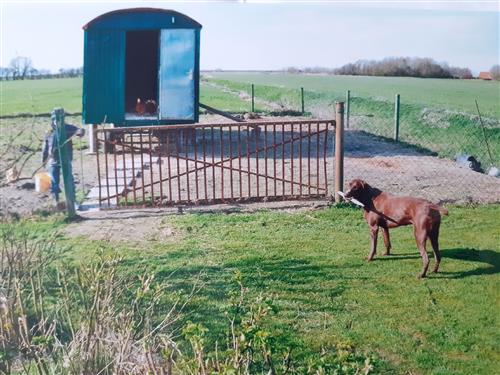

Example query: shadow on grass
[121,252,347,352]
[437,248,500,279]
[362,248,499,279]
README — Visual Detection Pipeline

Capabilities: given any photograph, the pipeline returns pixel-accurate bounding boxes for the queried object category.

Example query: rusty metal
[255,126,259,198]
[130,132,137,204]
[211,127,215,201]
[247,125,251,198]
[220,127,224,201]
[264,126,268,197]
[95,120,335,208]
[281,125,285,198]
[167,131,173,202]
[194,129,199,202]
[308,123,311,196]
[202,127,208,201]
[122,137,128,205]
[273,124,277,196]
[157,133,163,204]
[299,123,303,197]
[290,125,294,196]
[185,130,190,203]
[238,126,242,197]
[229,126,234,200]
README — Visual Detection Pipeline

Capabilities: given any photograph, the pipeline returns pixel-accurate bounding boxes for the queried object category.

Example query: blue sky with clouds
[1,1,498,73]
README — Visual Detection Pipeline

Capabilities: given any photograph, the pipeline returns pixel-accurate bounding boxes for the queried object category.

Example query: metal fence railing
[95,120,338,209]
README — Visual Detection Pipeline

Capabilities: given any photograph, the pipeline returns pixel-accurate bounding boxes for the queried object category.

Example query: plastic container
[35,172,51,193]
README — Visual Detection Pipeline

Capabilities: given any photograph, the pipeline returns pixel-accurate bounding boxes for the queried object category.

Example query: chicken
[135,98,146,115]
[145,99,157,115]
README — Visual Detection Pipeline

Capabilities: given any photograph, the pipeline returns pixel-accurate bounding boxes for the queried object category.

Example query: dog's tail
[431,204,449,216]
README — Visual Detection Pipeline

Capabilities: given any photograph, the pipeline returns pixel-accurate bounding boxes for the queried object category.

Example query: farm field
[5,204,499,374]
[203,74,500,165]
[0,77,263,117]
[208,72,500,118]
[2,75,499,166]
[2,74,499,117]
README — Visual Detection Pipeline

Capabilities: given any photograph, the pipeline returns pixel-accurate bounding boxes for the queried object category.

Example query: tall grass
[0,221,377,374]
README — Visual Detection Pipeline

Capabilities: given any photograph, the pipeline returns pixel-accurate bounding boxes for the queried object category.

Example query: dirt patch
[64,211,179,243]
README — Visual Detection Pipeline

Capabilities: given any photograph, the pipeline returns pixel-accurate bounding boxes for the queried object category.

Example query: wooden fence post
[301,87,305,114]
[251,84,255,112]
[54,107,76,218]
[335,102,344,203]
[394,94,400,141]
[345,90,350,129]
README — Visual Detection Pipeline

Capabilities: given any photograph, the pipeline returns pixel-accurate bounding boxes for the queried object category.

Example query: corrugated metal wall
[83,30,125,124]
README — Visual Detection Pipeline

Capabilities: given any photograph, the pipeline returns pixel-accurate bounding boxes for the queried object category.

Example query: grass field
[0,77,262,116]
[3,74,499,117]
[208,72,500,118]
[2,74,499,166]
[204,74,500,165]
[7,204,499,374]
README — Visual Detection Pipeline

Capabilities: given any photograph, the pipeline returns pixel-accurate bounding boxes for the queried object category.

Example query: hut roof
[83,8,202,30]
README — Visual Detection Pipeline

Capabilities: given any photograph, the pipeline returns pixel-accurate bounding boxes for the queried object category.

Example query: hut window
[125,30,159,117]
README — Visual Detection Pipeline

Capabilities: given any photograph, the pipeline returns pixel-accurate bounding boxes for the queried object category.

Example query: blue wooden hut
[82,8,201,126]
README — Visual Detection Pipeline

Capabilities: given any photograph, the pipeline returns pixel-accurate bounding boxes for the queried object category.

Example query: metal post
[334,102,344,203]
[251,84,255,113]
[87,124,97,154]
[301,87,305,114]
[54,107,76,218]
[346,90,350,129]
[394,94,400,141]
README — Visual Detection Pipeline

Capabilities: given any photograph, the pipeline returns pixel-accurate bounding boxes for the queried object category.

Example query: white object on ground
[337,191,365,208]
[487,166,499,177]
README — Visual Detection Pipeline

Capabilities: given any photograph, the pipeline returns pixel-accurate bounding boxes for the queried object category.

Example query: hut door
[158,29,195,120]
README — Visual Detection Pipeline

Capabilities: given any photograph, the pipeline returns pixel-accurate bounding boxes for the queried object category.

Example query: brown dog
[344,179,448,278]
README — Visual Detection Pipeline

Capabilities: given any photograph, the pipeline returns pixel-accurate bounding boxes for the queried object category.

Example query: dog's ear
[360,180,369,190]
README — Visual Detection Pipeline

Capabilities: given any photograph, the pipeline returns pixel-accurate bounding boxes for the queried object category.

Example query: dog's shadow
[375,248,499,279]
[437,248,500,279]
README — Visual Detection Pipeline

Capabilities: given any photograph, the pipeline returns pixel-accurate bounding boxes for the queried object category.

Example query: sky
[1,1,499,74]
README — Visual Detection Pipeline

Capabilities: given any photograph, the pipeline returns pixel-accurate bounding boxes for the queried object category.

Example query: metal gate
[94,120,337,209]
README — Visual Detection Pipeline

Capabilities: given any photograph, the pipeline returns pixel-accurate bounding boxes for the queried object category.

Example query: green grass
[54,204,500,374]
[2,75,498,165]
[207,72,500,118]
[206,75,500,165]
[1,77,83,116]
[199,81,259,112]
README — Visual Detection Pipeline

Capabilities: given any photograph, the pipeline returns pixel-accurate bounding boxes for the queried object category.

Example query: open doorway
[125,30,159,119]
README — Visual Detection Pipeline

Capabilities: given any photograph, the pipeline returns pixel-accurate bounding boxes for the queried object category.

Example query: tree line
[0,56,82,80]
[286,57,500,80]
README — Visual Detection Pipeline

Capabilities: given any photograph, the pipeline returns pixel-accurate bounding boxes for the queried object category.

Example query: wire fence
[203,80,500,204]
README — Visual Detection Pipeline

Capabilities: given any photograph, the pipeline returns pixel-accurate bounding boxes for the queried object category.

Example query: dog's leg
[414,227,429,278]
[382,226,392,255]
[366,225,379,261]
[429,224,441,273]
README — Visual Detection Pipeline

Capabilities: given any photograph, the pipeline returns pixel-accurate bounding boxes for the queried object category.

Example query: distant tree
[333,57,472,79]
[449,67,473,79]
[490,65,500,81]
[9,56,33,79]
[58,67,83,78]
[0,67,14,79]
